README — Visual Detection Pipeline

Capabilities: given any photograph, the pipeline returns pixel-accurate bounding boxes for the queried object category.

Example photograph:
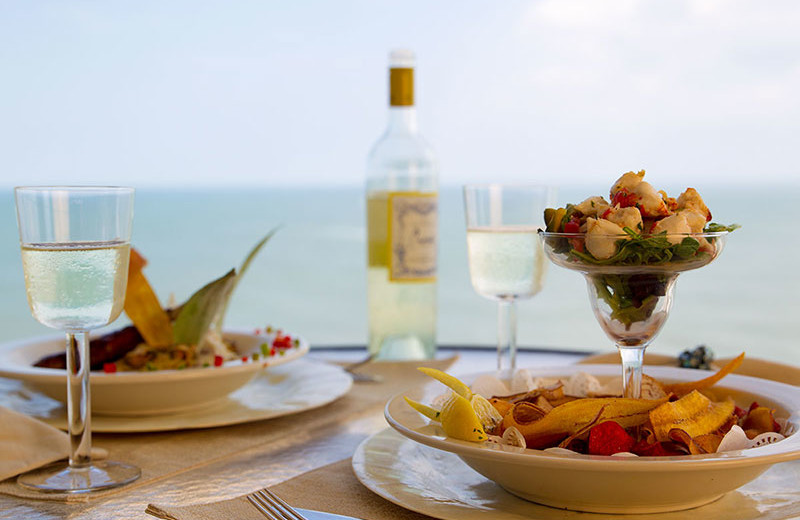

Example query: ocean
[0,184,798,365]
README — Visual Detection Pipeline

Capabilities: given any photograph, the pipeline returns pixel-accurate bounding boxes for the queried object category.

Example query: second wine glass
[14,186,139,493]
[463,184,555,377]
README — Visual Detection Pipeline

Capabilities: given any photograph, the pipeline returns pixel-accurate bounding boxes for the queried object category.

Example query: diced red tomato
[564,220,581,234]
[103,362,117,374]
[214,355,224,367]
[611,188,638,208]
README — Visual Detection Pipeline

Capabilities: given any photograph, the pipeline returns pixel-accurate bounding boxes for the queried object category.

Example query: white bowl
[0,329,308,416]
[385,364,800,514]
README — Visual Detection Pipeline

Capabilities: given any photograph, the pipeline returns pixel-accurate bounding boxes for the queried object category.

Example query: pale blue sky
[1,0,799,188]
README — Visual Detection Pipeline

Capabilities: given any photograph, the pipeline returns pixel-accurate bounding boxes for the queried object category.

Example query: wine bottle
[366,49,438,360]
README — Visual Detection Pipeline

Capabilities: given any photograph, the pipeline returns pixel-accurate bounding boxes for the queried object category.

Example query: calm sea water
[0,185,798,365]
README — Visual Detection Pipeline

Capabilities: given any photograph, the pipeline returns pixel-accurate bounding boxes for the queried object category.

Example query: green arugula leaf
[704,222,741,233]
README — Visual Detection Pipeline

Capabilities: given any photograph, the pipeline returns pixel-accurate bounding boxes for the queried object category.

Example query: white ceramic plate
[0,358,352,432]
[353,428,800,520]
[384,364,800,514]
[0,329,309,416]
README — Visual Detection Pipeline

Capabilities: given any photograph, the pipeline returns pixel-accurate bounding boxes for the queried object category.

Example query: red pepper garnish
[241,356,248,363]
[214,355,224,367]
[103,362,117,374]
[273,335,293,349]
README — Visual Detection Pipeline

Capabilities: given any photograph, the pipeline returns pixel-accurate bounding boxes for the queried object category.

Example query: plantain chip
[508,397,667,449]
[668,429,724,455]
[663,352,745,397]
[743,407,780,438]
[650,390,735,442]
[124,249,173,347]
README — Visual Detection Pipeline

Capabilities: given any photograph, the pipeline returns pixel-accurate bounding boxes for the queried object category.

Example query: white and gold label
[388,192,437,281]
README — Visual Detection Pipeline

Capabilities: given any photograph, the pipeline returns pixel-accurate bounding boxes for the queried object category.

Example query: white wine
[366,50,438,359]
[21,241,130,331]
[466,227,546,300]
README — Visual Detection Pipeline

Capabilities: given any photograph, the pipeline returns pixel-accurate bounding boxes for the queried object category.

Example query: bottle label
[390,67,414,106]
[388,192,437,281]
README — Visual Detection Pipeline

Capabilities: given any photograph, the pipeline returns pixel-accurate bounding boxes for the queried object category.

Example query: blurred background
[1,1,798,362]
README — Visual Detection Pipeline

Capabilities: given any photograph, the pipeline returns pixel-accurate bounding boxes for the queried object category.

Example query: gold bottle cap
[389,49,415,107]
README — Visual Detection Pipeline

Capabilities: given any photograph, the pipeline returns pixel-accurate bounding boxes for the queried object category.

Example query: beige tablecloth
[146,459,428,520]
[0,356,457,507]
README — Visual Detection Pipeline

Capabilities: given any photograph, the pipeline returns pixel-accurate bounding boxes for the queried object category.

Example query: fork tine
[247,492,279,520]
[257,489,309,520]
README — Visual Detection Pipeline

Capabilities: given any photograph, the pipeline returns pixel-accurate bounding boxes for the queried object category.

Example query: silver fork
[342,352,383,383]
[247,488,308,520]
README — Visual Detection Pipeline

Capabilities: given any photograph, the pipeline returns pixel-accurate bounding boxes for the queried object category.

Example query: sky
[1,0,799,188]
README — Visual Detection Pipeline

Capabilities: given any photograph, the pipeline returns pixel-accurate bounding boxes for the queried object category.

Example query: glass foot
[17,460,140,494]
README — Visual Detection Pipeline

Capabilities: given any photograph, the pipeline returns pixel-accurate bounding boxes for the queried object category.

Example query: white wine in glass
[21,242,130,331]
[15,186,139,493]
[463,185,555,377]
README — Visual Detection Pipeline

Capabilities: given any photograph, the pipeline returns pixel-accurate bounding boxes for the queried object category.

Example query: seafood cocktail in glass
[539,171,735,398]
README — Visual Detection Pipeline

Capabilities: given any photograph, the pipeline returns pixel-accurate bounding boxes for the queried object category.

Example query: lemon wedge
[404,397,440,421]
[439,392,486,442]
[417,367,472,399]
[471,394,503,432]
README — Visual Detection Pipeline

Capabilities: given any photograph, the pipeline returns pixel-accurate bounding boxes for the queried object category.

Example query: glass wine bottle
[366,49,438,360]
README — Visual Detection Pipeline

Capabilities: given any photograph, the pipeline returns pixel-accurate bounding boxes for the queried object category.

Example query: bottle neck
[387,106,418,135]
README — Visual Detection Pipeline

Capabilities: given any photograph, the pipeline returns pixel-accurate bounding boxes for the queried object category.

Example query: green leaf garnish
[172,269,237,346]
[213,227,280,334]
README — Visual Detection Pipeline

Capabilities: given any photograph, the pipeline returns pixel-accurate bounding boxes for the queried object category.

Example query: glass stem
[66,331,92,468]
[497,299,517,378]
[618,346,645,399]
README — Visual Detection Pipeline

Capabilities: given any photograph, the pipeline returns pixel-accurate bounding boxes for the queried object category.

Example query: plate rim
[353,427,800,520]
[4,358,353,432]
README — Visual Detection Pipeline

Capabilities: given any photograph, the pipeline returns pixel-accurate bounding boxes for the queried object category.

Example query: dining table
[1,345,799,520]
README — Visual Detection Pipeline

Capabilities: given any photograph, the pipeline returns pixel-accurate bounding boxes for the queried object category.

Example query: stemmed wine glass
[540,231,729,398]
[463,185,555,378]
[14,186,140,493]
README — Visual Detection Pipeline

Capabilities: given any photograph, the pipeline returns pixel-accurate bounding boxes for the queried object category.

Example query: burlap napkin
[0,406,106,481]
[146,459,430,520]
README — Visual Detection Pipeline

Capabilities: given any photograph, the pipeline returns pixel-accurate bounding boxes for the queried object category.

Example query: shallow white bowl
[385,364,800,514]
[0,329,308,416]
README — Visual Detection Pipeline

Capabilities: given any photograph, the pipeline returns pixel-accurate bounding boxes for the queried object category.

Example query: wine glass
[463,185,555,377]
[540,231,729,398]
[14,186,140,493]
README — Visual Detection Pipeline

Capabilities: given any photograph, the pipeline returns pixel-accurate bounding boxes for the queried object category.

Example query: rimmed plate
[353,428,800,520]
[0,329,308,416]
[384,364,800,514]
[0,358,352,432]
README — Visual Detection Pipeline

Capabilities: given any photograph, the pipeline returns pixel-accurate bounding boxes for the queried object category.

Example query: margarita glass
[541,230,729,398]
